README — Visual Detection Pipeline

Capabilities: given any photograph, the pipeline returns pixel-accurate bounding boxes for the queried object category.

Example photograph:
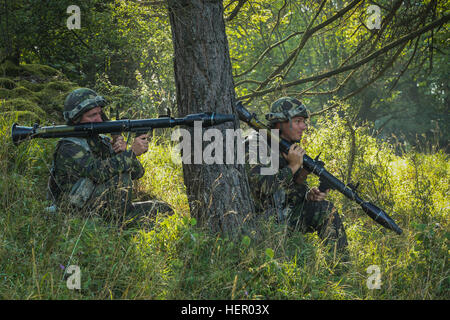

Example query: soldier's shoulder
[56,138,90,158]
[244,129,260,141]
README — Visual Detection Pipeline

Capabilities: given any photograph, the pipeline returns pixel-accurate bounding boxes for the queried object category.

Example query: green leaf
[241,235,251,247]
[265,248,274,260]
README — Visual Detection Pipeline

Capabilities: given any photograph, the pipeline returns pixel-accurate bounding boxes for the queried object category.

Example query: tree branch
[226,0,248,22]
[238,13,450,101]
[310,41,409,117]
[233,30,304,79]
[244,0,363,103]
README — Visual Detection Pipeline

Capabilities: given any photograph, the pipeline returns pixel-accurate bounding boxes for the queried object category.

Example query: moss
[1,98,46,119]
[2,110,40,124]
[45,81,75,92]
[16,80,44,92]
[9,86,41,103]
[0,88,11,99]
[0,62,76,123]
[0,61,63,79]
[21,64,61,78]
[34,87,67,122]
[6,81,77,122]
[0,60,23,77]
[36,87,64,105]
[37,82,77,104]
[0,78,16,89]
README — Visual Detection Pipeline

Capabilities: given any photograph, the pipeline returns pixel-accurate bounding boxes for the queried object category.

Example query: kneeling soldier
[245,97,348,251]
[48,88,173,228]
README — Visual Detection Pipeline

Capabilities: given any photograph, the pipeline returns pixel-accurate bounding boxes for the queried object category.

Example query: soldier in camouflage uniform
[245,97,348,251]
[48,88,173,228]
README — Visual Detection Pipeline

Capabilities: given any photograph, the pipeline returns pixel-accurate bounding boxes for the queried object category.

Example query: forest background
[0,0,448,299]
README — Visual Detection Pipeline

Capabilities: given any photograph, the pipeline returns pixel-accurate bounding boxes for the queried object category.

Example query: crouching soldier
[47,88,173,228]
[244,97,348,252]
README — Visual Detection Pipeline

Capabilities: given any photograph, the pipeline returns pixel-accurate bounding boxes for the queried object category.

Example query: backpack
[46,137,94,206]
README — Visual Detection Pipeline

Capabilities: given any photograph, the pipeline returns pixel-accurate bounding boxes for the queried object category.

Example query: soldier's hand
[112,135,127,154]
[283,144,305,175]
[307,187,328,202]
[131,134,149,156]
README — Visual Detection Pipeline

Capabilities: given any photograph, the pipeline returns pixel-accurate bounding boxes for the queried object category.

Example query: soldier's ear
[271,122,281,130]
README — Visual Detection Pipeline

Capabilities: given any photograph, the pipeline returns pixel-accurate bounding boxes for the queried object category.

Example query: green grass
[0,112,448,300]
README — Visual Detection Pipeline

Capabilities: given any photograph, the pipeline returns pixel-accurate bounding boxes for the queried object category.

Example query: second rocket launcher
[236,101,403,235]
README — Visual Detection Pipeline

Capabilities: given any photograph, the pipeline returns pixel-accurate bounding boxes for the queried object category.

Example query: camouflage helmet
[63,88,107,124]
[265,97,308,126]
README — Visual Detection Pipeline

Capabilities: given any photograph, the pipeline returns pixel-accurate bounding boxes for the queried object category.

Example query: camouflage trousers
[83,175,174,229]
[284,199,348,251]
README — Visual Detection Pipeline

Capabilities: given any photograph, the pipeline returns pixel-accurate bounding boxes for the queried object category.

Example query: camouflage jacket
[50,135,144,210]
[244,131,310,220]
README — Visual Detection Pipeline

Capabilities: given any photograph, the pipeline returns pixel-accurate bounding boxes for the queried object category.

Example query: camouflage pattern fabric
[244,131,348,250]
[63,88,107,124]
[265,97,308,126]
[51,134,173,227]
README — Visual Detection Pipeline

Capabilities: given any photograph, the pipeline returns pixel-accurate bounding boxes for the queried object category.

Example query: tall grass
[0,111,448,299]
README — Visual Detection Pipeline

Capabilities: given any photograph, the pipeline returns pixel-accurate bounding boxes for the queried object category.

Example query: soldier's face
[79,106,103,123]
[277,116,308,142]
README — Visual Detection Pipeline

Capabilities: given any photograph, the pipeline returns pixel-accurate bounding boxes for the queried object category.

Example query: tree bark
[167,0,254,234]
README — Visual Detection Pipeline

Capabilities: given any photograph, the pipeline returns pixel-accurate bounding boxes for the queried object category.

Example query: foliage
[0,0,448,300]
[0,61,78,124]
[224,0,449,148]
[1,103,448,299]
[0,0,174,114]
[1,0,446,146]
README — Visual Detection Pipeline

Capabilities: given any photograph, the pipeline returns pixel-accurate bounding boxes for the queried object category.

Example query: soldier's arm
[105,135,145,180]
[56,141,143,184]
[130,158,145,180]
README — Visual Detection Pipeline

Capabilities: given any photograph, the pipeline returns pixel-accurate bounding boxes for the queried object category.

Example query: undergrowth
[0,106,448,300]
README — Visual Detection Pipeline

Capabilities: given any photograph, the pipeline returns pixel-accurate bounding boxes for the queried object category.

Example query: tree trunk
[167,0,254,234]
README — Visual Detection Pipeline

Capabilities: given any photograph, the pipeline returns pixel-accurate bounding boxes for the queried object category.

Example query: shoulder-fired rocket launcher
[11,112,235,146]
